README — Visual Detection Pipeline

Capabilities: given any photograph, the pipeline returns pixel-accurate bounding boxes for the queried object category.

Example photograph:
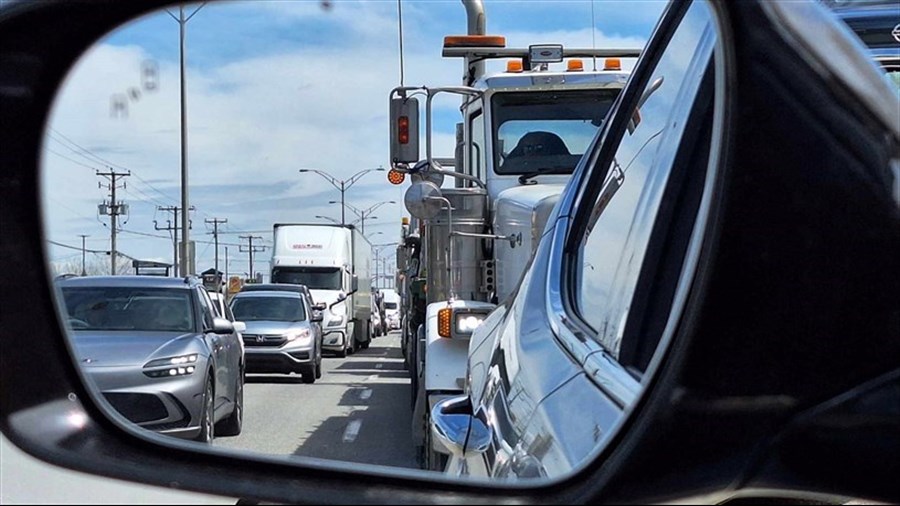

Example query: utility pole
[155,205,194,276]
[97,169,130,275]
[239,235,266,282]
[206,217,228,283]
[78,234,89,276]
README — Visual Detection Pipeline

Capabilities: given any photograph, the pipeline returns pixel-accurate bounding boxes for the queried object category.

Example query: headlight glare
[285,328,311,342]
[144,354,200,378]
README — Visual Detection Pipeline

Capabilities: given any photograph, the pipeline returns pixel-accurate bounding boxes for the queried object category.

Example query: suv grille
[243,333,287,347]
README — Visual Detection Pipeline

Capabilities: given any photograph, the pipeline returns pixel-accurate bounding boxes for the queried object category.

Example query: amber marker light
[438,308,452,338]
[388,169,406,185]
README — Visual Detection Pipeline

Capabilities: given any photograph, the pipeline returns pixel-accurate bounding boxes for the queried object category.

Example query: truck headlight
[438,308,491,339]
[326,316,345,328]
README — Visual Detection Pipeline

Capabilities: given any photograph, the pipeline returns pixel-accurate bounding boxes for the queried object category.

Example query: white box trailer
[271,223,372,356]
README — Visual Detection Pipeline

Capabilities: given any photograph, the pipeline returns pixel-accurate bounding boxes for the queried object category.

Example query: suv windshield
[492,89,619,175]
[271,267,342,290]
[231,296,306,322]
[61,287,195,332]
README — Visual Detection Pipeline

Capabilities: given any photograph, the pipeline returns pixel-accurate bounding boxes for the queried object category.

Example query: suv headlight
[285,328,311,343]
[143,354,198,378]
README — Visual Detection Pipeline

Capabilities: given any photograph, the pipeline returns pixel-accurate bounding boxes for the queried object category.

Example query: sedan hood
[71,331,197,367]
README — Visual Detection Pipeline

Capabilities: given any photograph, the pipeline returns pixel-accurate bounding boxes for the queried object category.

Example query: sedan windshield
[61,287,195,332]
[231,296,307,322]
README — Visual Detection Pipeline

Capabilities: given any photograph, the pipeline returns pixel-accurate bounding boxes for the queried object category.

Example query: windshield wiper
[518,168,571,185]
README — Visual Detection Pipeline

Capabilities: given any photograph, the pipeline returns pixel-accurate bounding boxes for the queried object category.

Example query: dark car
[56,276,245,443]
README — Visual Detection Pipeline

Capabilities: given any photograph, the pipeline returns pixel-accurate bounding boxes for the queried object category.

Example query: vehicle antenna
[397,0,405,86]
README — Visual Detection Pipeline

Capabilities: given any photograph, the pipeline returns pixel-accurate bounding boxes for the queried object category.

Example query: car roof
[55,275,199,289]
[232,290,302,299]
[239,283,310,294]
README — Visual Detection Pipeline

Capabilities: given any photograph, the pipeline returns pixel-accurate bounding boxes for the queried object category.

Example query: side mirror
[211,317,235,335]
[430,396,491,459]
[232,321,246,333]
[390,95,419,164]
[311,310,324,323]
[313,303,326,311]
[351,274,359,293]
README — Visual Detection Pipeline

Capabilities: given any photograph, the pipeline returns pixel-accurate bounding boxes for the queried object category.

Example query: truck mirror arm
[451,231,522,248]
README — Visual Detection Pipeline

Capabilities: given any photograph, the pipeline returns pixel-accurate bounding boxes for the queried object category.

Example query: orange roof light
[443,35,507,48]
[387,169,406,185]
[567,59,584,72]
[506,60,524,73]
[604,58,622,71]
[401,217,409,225]
[438,308,452,338]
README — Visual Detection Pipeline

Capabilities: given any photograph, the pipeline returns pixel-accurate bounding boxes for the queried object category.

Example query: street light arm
[345,167,385,189]
[300,169,342,192]
[362,200,396,216]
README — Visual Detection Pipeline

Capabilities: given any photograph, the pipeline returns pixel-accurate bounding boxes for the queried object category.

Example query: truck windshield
[271,267,342,290]
[492,89,619,175]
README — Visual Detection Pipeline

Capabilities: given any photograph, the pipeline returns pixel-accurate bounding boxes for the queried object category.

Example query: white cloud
[42,0,659,273]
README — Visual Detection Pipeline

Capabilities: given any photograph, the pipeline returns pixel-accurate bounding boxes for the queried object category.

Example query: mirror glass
[41,0,667,483]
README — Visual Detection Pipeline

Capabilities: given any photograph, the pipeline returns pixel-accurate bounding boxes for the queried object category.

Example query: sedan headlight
[143,354,198,378]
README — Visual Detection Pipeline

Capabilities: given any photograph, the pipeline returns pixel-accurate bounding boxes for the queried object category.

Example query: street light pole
[299,167,386,225]
[167,3,206,276]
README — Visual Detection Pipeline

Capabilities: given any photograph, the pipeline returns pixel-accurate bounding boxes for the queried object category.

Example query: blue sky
[42,0,667,279]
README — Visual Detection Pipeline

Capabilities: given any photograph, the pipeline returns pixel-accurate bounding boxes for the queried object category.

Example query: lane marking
[366,374,378,382]
[342,419,363,443]
[359,388,373,400]
[376,363,383,369]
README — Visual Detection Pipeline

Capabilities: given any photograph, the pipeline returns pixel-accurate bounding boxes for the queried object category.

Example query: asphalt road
[214,331,420,471]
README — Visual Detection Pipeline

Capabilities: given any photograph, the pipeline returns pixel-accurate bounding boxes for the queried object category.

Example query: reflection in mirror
[41,0,666,483]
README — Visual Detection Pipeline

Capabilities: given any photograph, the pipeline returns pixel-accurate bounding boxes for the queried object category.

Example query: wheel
[215,368,243,436]
[314,343,323,379]
[300,346,319,384]
[194,376,215,444]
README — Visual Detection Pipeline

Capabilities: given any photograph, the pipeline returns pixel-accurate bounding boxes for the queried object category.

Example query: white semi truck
[271,223,372,357]
[387,0,639,470]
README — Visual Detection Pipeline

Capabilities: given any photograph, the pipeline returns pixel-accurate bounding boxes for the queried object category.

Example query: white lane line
[359,388,373,400]
[342,420,363,443]
[366,374,378,382]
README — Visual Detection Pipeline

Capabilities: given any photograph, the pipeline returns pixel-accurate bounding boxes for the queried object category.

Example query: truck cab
[388,21,638,471]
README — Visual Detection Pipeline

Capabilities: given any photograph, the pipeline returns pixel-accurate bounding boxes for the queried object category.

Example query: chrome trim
[641,8,729,384]
[545,217,605,366]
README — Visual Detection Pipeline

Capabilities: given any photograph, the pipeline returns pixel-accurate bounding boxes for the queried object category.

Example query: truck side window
[575,1,714,359]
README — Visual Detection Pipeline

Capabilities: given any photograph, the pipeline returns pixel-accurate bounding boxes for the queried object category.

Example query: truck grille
[243,334,287,347]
